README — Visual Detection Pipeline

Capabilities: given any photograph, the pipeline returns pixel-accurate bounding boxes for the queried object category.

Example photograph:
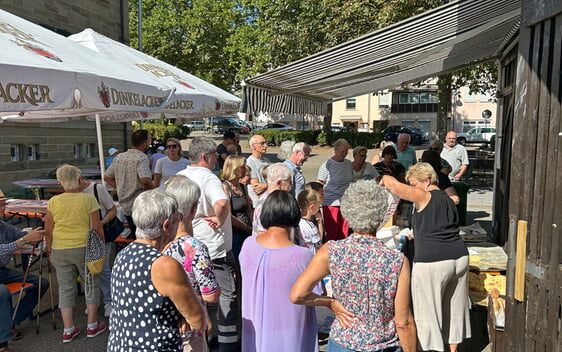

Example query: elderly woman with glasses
[351,146,380,182]
[380,163,470,352]
[44,164,105,343]
[291,180,417,352]
[109,189,206,352]
[153,137,190,188]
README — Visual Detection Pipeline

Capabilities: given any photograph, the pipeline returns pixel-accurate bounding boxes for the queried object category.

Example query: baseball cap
[108,148,118,156]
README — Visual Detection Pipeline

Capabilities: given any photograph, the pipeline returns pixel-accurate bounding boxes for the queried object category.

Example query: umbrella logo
[98,82,111,108]
[177,81,194,89]
[22,44,62,62]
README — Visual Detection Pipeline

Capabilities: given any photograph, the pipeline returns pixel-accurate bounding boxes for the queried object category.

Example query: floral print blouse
[328,234,404,351]
[164,235,220,296]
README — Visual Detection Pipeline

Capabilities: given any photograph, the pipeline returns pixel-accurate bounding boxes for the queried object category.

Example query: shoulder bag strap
[92,183,103,221]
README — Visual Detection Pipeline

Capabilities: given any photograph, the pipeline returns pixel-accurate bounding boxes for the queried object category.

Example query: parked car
[457,127,496,145]
[382,125,430,145]
[256,123,294,131]
[238,120,256,132]
[183,120,205,131]
[204,117,249,134]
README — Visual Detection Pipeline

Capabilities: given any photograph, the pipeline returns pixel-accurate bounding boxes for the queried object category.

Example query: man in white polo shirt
[177,137,238,351]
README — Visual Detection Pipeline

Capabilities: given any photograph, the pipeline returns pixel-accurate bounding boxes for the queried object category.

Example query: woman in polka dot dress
[108,190,206,351]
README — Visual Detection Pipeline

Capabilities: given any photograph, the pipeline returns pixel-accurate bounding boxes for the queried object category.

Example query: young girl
[296,189,324,254]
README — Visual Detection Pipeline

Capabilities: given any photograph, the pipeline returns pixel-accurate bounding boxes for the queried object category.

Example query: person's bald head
[445,131,458,148]
[396,133,411,152]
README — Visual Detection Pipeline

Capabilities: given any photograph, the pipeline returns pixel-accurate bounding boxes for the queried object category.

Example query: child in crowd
[296,189,324,254]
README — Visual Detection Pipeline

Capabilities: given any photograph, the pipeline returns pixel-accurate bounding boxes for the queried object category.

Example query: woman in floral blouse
[163,175,220,352]
[291,180,417,352]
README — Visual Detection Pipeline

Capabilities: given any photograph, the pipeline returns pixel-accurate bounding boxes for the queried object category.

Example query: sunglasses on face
[167,144,178,149]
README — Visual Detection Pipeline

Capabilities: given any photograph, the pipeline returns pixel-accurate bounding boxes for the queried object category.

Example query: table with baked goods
[466,242,508,307]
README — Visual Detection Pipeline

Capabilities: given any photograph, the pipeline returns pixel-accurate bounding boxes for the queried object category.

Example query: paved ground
[8,133,494,351]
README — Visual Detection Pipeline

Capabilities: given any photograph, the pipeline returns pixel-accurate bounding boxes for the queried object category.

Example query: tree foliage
[129,0,497,117]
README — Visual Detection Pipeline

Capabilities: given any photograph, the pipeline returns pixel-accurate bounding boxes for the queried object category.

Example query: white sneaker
[104,303,112,318]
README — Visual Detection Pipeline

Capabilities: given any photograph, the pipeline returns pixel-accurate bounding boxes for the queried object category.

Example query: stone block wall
[1,0,129,42]
[0,120,128,192]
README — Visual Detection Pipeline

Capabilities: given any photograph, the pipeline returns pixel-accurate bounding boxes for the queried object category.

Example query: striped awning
[242,0,521,116]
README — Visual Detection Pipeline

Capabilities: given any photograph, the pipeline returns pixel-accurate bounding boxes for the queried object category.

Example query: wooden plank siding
[503,3,562,351]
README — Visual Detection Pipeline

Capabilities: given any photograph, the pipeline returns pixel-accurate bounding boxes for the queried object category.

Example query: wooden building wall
[503,0,562,350]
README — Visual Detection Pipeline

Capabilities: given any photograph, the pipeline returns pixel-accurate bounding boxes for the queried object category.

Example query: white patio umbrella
[68,29,241,121]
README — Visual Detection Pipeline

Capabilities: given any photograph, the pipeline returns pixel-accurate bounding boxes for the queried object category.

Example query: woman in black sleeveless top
[380,163,470,352]
[221,155,253,262]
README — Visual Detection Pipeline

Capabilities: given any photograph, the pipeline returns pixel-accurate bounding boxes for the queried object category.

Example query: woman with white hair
[163,175,220,352]
[291,180,417,352]
[380,163,470,352]
[351,146,380,182]
[317,138,353,241]
[108,189,206,351]
[44,164,105,343]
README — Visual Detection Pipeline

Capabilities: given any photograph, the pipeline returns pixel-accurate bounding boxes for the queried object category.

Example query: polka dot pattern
[108,242,182,351]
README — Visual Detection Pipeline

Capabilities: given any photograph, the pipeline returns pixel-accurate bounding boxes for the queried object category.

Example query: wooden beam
[514,220,528,301]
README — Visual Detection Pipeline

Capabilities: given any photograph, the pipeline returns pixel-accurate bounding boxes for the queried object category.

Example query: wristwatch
[18,237,27,246]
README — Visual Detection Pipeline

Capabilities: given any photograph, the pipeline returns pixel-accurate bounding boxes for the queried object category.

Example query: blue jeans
[211,251,240,352]
[0,266,49,325]
[327,339,401,352]
[0,285,11,344]
[100,242,112,304]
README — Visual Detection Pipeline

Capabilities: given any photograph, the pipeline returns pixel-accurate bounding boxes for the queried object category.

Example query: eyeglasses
[167,144,178,149]
[253,141,267,146]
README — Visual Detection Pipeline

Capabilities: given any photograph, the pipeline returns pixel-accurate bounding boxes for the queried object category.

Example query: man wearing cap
[149,146,167,172]
[0,190,49,348]
[105,148,119,169]
[104,130,154,239]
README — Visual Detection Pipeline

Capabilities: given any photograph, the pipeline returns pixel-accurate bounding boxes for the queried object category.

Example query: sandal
[11,328,22,341]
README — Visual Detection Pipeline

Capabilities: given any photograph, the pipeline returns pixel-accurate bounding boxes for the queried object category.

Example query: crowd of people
[0,128,473,352]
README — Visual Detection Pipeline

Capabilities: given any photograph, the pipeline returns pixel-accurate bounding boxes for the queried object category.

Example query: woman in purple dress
[239,190,318,352]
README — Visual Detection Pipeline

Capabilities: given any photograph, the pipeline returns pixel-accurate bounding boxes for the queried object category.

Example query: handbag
[93,183,125,242]
[85,228,107,275]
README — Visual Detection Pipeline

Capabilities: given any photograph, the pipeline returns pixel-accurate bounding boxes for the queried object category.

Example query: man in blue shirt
[393,133,417,170]
[0,191,49,349]
[283,142,311,197]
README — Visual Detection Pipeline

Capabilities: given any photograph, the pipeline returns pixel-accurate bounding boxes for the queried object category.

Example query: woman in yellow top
[44,164,106,343]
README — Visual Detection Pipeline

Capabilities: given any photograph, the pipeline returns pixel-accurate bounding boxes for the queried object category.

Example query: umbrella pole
[95,114,106,182]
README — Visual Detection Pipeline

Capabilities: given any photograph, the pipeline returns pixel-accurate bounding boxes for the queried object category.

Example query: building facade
[331,85,497,137]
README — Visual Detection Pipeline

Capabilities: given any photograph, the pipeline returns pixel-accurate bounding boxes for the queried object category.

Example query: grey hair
[293,142,311,154]
[340,179,390,234]
[188,137,217,162]
[277,140,296,161]
[56,164,81,190]
[352,146,368,157]
[132,189,179,240]
[266,163,292,187]
[249,134,264,146]
[333,138,349,149]
[163,175,200,216]
[398,133,411,142]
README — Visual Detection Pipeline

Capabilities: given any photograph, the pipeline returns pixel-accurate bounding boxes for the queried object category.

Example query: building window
[346,98,356,110]
[391,91,438,113]
[11,144,24,162]
[74,144,83,159]
[27,144,39,161]
[85,144,96,158]
[378,92,389,107]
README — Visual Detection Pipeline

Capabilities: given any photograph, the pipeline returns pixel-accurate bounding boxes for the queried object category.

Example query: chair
[7,282,35,324]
